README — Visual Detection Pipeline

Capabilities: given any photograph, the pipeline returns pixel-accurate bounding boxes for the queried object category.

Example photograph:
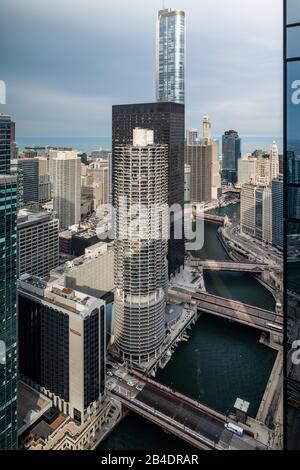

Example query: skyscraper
[222,130,241,184]
[50,150,81,230]
[113,129,168,365]
[0,115,17,450]
[270,141,280,181]
[185,117,221,203]
[18,274,106,424]
[186,128,198,146]
[285,3,300,446]
[17,211,59,278]
[0,114,13,175]
[156,9,185,104]
[112,102,185,276]
[272,179,283,250]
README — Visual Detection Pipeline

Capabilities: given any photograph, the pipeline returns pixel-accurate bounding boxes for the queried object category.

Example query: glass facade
[285,0,300,450]
[255,188,263,240]
[222,130,242,183]
[156,9,185,104]
[0,115,12,175]
[0,175,17,450]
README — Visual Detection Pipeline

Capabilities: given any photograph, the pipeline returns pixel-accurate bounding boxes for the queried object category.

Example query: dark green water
[100,204,277,450]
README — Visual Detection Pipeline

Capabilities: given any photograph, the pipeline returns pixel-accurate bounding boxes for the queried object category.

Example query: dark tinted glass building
[18,275,106,425]
[112,102,185,277]
[272,179,284,250]
[222,130,241,184]
[0,113,17,450]
[0,115,13,175]
[285,0,300,449]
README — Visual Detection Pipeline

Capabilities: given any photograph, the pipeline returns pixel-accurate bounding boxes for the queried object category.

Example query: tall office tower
[156,9,185,104]
[88,159,110,206]
[262,186,272,245]
[186,128,198,146]
[17,158,39,203]
[50,151,81,230]
[255,187,264,241]
[285,2,300,448]
[113,129,168,364]
[17,211,59,278]
[0,114,13,174]
[222,130,241,184]
[256,153,271,186]
[203,116,212,140]
[0,176,18,450]
[18,274,106,424]
[0,114,17,450]
[272,179,283,250]
[240,183,256,237]
[112,102,185,277]
[270,141,280,181]
[237,158,257,186]
[185,117,221,203]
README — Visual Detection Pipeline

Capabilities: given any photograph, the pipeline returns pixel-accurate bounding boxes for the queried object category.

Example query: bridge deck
[192,292,283,335]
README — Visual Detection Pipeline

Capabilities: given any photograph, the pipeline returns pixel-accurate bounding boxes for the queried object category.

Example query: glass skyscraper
[222,130,242,184]
[156,9,185,104]
[0,114,17,450]
[285,0,300,450]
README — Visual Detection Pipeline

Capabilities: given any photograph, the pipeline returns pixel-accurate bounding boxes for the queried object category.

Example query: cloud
[0,0,283,137]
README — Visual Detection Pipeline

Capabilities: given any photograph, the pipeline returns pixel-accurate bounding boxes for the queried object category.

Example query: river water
[99,204,277,451]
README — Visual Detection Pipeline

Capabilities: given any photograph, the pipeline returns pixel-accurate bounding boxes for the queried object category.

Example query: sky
[0,0,283,138]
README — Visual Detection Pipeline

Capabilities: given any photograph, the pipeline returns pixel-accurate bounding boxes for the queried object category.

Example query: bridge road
[137,383,225,446]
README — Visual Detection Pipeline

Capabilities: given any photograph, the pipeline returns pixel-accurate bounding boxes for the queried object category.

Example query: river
[99,204,277,451]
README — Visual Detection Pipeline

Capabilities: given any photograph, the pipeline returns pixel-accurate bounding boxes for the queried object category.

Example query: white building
[238,158,257,186]
[64,242,114,298]
[263,186,273,244]
[50,151,81,230]
[113,128,168,365]
[270,141,280,181]
[240,184,256,237]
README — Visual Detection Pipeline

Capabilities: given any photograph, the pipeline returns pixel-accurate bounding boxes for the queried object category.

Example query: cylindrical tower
[113,128,168,365]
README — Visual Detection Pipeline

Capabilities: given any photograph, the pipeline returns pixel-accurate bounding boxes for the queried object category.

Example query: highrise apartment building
[17,210,59,278]
[156,9,185,104]
[112,102,185,277]
[18,274,106,424]
[222,130,241,184]
[50,150,81,230]
[113,129,168,365]
[185,117,221,203]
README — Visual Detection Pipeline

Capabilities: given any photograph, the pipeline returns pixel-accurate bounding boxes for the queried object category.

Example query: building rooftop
[18,381,52,437]
[17,209,56,228]
[18,273,103,317]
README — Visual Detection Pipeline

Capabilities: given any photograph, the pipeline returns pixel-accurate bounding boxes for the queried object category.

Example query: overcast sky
[0,0,283,137]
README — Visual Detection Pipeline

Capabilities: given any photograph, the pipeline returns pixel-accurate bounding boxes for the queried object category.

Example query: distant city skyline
[0,0,282,137]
